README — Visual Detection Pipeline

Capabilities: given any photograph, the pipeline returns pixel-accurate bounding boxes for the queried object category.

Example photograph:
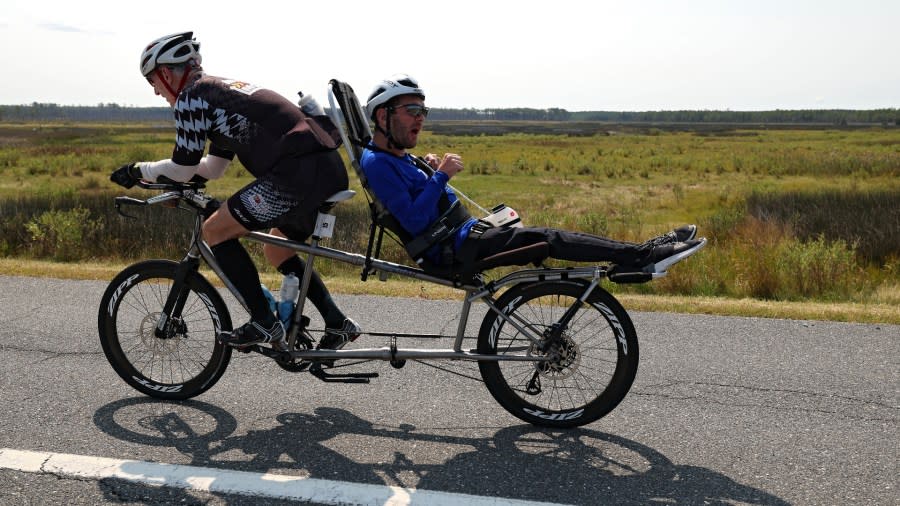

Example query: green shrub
[682,215,866,301]
[775,234,859,300]
[26,207,103,261]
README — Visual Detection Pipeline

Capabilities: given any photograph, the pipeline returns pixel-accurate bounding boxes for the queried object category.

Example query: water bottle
[297,92,325,116]
[278,273,300,326]
[260,284,277,315]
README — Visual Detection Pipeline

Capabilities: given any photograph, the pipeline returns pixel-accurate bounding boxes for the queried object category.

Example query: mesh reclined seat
[326,79,548,285]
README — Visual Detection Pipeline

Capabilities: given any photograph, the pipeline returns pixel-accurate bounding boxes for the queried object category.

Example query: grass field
[1,122,898,323]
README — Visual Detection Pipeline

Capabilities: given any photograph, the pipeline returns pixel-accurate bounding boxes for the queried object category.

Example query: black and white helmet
[365,74,425,119]
[140,32,202,77]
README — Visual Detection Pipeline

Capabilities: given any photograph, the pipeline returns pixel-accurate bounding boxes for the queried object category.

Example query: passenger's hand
[437,153,464,179]
[423,153,440,170]
[110,163,142,188]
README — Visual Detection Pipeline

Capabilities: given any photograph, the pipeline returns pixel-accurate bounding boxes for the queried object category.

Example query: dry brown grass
[2,258,896,325]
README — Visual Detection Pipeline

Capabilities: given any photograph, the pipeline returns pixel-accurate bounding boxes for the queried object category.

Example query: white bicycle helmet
[365,74,425,119]
[140,32,202,77]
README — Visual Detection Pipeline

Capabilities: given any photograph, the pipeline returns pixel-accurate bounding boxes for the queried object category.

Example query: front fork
[155,257,201,339]
[498,275,601,353]
[540,278,598,350]
[523,277,600,394]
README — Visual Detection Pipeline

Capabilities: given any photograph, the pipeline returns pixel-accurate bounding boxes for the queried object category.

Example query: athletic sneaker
[642,238,707,273]
[643,224,697,248]
[218,320,286,350]
[317,318,362,351]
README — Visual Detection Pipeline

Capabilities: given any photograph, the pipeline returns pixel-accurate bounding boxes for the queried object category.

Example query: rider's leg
[203,204,278,326]
[261,151,359,351]
[263,229,349,329]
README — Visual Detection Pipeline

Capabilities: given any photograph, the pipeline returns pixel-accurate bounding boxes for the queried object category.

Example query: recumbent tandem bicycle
[97,79,705,428]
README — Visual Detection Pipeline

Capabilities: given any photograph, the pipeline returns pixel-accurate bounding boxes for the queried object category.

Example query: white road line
[0,448,569,506]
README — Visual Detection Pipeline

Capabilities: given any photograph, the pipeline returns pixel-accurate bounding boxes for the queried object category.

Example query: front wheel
[98,260,233,399]
[477,280,639,428]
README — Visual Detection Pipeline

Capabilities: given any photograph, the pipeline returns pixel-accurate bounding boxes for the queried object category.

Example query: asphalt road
[0,275,896,505]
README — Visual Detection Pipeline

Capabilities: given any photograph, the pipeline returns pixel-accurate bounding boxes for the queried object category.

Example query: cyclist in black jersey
[111,32,360,350]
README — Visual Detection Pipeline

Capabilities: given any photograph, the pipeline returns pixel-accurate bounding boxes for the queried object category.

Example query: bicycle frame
[103,79,684,425]
[143,186,607,365]
[104,178,649,427]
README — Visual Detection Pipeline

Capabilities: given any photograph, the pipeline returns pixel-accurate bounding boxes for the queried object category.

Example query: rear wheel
[477,280,639,428]
[98,260,233,399]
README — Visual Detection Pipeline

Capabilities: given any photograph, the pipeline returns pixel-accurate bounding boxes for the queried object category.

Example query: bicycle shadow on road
[93,397,788,505]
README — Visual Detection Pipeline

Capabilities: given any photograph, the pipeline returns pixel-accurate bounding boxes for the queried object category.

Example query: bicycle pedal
[309,363,377,383]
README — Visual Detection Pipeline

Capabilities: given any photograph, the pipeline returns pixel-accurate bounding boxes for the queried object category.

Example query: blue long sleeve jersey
[360,144,476,264]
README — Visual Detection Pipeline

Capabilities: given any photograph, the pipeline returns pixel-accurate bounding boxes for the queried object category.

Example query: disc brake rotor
[139,312,184,356]
[532,333,580,379]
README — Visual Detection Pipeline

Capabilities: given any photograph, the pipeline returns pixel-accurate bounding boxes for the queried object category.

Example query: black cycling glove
[110,163,142,188]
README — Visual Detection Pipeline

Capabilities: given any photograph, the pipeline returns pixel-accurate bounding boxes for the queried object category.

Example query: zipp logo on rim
[489,296,523,348]
[523,407,585,421]
[133,376,183,393]
[108,274,140,317]
[594,302,628,355]
[197,292,222,332]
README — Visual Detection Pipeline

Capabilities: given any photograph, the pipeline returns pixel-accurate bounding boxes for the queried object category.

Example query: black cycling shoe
[643,224,697,248]
[218,320,286,349]
[642,238,707,273]
[317,318,362,351]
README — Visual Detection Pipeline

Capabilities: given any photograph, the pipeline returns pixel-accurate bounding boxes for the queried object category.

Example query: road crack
[634,380,898,422]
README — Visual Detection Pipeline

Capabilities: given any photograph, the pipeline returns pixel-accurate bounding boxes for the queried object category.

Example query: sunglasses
[393,104,430,118]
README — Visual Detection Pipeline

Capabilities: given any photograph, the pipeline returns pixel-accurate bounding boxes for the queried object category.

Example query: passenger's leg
[541,228,651,265]
[467,227,652,267]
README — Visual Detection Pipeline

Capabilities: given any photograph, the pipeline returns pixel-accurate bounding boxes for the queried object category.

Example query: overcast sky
[1,0,897,111]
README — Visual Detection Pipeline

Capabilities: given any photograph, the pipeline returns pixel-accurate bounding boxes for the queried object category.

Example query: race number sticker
[224,79,261,96]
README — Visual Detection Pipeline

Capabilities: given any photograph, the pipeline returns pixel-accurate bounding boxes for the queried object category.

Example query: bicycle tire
[477,279,639,428]
[98,260,233,399]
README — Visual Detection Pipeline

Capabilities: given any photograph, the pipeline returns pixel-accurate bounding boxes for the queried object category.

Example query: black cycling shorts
[227,150,348,241]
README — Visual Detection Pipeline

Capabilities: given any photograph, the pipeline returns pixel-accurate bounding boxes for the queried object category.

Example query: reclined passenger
[359,74,705,274]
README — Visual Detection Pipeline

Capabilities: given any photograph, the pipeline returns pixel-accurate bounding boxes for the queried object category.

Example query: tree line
[1,102,897,126]
[569,109,900,125]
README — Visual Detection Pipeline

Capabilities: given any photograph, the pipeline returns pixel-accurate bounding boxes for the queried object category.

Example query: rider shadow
[93,397,788,505]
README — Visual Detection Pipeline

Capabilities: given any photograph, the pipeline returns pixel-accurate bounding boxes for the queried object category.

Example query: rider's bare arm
[138,154,231,182]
